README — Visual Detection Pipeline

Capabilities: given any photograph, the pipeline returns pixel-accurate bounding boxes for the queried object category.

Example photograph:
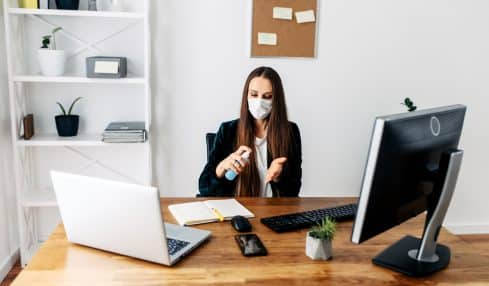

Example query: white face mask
[248,98,273,120]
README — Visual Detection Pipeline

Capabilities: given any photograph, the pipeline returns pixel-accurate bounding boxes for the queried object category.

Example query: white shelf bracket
[22,208,37,253]
[65,146,144,185]
[70,20,140,59]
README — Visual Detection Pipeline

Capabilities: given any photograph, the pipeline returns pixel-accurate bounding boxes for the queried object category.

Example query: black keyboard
[167,238,190,255]
[260,203,357,233]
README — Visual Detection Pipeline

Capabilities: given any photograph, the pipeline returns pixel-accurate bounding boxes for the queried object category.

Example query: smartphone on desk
[235,234,268,257]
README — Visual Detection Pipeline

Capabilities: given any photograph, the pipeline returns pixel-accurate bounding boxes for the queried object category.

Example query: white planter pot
[96,0,124,11]
[38,49,66,76]
[305,232,333,260]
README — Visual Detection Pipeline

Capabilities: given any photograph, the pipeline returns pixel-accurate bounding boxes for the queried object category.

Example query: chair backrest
[206,133,216,162]
[198,133,217,197]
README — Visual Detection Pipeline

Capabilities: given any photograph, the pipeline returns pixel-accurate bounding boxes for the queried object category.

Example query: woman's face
[248,76,273,100]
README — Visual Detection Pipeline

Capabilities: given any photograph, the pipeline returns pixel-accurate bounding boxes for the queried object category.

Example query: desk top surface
[12,197,489,285]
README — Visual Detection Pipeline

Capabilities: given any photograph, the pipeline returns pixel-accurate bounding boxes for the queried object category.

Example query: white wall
[151,0,489,233]
[0,2,19,282]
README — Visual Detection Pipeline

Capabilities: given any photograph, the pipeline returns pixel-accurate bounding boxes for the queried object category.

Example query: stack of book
[103,121,147,143]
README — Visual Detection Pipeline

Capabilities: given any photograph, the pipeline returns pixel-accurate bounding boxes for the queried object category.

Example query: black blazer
[198,119,302,197]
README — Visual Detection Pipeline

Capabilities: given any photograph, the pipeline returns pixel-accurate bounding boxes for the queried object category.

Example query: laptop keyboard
[167,238,190,256]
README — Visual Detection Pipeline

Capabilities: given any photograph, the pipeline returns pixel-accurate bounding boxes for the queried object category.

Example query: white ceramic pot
[96,0,123,11]
[109,0,124,11]
[38,49,66,76]
[305,232,333,260]
[96,0,110,11]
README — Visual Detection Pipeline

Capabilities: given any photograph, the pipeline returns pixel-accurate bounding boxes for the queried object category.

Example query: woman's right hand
[216,146,253,178]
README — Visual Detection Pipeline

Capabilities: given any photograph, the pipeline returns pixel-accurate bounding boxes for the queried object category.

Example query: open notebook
[168,199,255,226]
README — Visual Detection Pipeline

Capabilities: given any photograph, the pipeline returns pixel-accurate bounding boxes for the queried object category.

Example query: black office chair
[206,133,216,162]
[197,133,217,197]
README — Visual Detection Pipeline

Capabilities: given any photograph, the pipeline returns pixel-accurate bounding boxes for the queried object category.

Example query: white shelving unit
[3,0,152,266]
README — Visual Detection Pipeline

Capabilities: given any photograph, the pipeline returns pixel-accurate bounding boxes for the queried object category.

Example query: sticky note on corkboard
[251,0,317,58]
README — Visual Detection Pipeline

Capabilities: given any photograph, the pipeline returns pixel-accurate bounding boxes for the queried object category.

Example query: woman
[199,66,302,197]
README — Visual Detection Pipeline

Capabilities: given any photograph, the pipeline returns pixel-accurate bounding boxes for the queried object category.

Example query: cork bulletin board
[251,0,318,58]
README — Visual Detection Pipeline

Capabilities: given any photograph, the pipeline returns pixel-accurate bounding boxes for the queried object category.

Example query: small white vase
[109,0,124,11]
[305,232,333,260]
[96,0,123,11]
[38,49,66,76]
[96,0,110,11]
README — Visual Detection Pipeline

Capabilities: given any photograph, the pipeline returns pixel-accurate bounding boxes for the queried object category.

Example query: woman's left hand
[266,157,287,183]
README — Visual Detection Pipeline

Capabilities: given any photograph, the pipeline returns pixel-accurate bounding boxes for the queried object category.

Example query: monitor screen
[352,105,466,244]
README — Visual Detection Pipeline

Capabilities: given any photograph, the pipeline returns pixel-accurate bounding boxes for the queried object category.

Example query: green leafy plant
[57,97,83,116]
[309,217,336,241]
[41,27,62,49]
[402,97,417,112]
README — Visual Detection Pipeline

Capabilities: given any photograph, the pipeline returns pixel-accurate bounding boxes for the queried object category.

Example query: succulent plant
[57,97,83,116]
[309,217,336,241]
[402,97,417,112]
[41,27,62,49]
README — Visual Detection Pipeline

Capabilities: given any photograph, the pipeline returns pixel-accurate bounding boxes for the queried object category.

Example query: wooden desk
[12,198,489,285]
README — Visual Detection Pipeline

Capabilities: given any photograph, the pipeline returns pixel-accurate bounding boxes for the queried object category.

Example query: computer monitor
[351,105,466,277]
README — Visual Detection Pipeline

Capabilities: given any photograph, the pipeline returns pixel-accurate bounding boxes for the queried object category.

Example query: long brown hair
[236,67,293,197]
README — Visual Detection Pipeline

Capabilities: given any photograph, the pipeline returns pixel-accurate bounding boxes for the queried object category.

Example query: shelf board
[23,191,57,208]
[8,8,145,19]
[17,133,148,147]
[13,75,146,84]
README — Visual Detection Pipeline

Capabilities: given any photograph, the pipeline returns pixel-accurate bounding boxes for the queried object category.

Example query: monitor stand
[372,149,463,277]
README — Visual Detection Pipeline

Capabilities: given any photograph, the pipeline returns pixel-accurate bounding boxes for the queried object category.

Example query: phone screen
[235,234,268,257]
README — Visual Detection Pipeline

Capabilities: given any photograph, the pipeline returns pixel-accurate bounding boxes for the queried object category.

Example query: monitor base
[372,235,450,277]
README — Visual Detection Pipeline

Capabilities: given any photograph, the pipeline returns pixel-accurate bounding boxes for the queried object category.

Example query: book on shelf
[39,0,49,9]
[168,199,255,226]
[103,121,147,143]
[105,121,145,131]
[23,114,34,140]
[19,0,38,8]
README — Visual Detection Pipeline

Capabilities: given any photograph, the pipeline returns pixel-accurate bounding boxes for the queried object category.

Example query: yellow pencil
[212,208,224,222]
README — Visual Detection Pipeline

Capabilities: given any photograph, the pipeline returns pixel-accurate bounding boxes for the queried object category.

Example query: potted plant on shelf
[38,27,65,76]
[305,217,336,260]
[55,0,80,10]
[55,97,82,137]
[96,0,123,11]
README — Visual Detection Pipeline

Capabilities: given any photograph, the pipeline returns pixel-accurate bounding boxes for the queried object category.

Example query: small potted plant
[55,0,80,10]
[402,97,417,112]
[38,27,65,76]
[55,97,82,137]
[305,217,336,260]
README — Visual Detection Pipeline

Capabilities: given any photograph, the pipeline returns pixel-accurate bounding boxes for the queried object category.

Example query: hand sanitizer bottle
[225,151,251,181]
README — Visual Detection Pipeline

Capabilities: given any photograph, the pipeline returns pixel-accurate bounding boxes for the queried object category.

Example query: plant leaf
[52,27,62,34]
[56,102,66,115]
[51,27,62,50]
[67,97,83,115]
[41,35,51,49]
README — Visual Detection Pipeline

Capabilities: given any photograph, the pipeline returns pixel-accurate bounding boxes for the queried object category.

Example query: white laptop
[50,171,211,266]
